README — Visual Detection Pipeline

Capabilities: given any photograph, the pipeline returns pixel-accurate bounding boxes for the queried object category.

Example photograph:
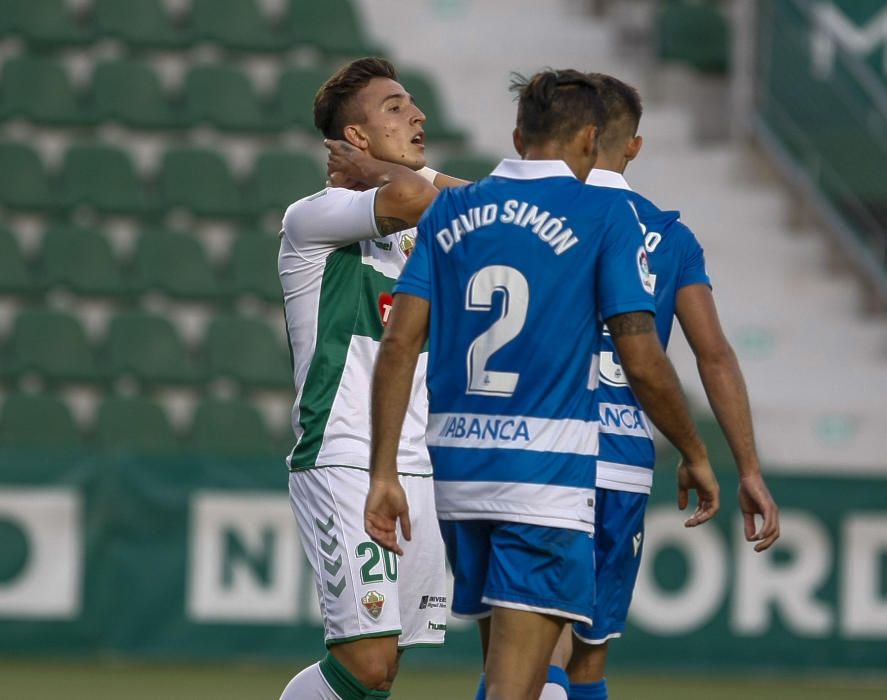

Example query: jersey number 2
[465,265,529,397]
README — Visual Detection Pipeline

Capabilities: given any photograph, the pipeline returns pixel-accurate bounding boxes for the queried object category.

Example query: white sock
[279,661,343,700]
[540,665,570,700]
[540,683,569,700]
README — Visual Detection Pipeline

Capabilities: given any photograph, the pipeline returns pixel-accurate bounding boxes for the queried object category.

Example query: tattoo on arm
[607,311,655,337]
[376,216,410,235]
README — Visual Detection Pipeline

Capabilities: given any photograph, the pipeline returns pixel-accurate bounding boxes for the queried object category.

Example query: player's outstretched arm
[366,292,431,555]
[608,310,720,527]
[675,283,780,550]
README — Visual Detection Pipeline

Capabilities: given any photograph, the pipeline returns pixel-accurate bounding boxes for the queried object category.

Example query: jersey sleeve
[393,206,434,300]
[280,187,381,257]
[596,197,657,321]
[676,225,712,290]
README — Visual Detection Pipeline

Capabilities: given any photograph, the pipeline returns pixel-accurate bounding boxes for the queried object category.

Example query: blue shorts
[438,519,596,625]
[573,488,648,643]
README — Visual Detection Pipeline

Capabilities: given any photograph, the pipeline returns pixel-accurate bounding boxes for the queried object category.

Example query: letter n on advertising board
[187,491,301,623]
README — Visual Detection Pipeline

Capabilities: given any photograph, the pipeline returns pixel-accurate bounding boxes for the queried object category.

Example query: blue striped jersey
[587,169,711,494]
[394,159,655,532]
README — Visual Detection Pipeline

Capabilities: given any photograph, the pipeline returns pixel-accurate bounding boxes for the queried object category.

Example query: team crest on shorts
[361,590,385,618]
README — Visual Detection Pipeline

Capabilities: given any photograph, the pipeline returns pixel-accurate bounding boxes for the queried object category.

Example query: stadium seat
[157,147,243,217]
[130,229,220,299]
[439,154,498,182]
[274,66,332,132]
[0,394,83,449]
[57,144,148,214]
[244,151,324,213]
[1,309,97,382]
[40,225,126,297]
[191,0,285,52]
[286,0,384,57]
[0,142,54,210]
[205,315,291,388]
[181,65,273,132]
[398,69,466,143]
[189,398,276,455]
[94,396,178,452]
[0,227,33,295]
[10,0,92,47]
[0,56,85,125]
[103,312,196,384]
[0,0,14,37]
[657,0,730,74]
[94,0,190,48]
[226,234,282,302]
[91,60,178,130]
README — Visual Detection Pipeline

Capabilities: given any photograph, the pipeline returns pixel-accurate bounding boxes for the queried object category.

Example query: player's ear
[343,124,369,150]
[512,127,525,157]
[626,134,643,162]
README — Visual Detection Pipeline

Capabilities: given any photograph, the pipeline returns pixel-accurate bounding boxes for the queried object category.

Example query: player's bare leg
[565,639,609,699]
[484,607,565,700]
[332,636,401,691]
[279,636,399,700]
[550,626,573,669]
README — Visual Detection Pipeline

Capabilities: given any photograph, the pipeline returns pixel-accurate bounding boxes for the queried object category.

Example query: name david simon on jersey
[435,200,579,256]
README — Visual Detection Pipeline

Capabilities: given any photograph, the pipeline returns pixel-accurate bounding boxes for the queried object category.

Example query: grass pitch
[1,659,886,699]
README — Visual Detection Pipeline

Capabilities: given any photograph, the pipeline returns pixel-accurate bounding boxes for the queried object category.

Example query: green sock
[319,653,391,700]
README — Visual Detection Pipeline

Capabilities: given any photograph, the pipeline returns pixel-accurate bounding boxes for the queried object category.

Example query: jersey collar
[585,168,633,191]
[491,159,578,180]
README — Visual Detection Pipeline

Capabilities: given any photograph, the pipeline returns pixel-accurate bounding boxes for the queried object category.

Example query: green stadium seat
[205,315,291,388]
[94,396,178,452]
[398,69,465,143]
[657,0,730,74]
[103,312,196,384]
[0,227,33,295]
[226,234,282,302]
[191,0,285,52]
[92,60,178,130]
[286,0,384,57]
[0,142,53,210]
[0,0,14,37]
[0,57,85,125]
[439,154,498,182]
[274,66,332,132]
[94,0,190,48]
[158,147,242,217]
[182,65,272,132]
[245,151,324,213]
[0,394,82,449]
[1,309,97,382]
[57,144,148,214]
[130,229,220,299]
[189,398,276,455]
[40,225,126,296]
[10,0,92,47]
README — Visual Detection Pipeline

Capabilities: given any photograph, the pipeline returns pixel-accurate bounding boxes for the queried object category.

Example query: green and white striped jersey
[279,186,431,475]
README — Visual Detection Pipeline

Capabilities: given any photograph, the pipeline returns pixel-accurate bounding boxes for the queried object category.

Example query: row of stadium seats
[0,226,282,301]
[656,0,729,74]
[0,143,497,216]
[0,0,380,57]
[0,309,292,388]
[0,58,464,140]
[0,393,291,454]
[0,142,323,216]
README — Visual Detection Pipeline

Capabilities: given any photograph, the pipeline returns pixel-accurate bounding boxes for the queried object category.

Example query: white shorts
[289,466,447,648]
